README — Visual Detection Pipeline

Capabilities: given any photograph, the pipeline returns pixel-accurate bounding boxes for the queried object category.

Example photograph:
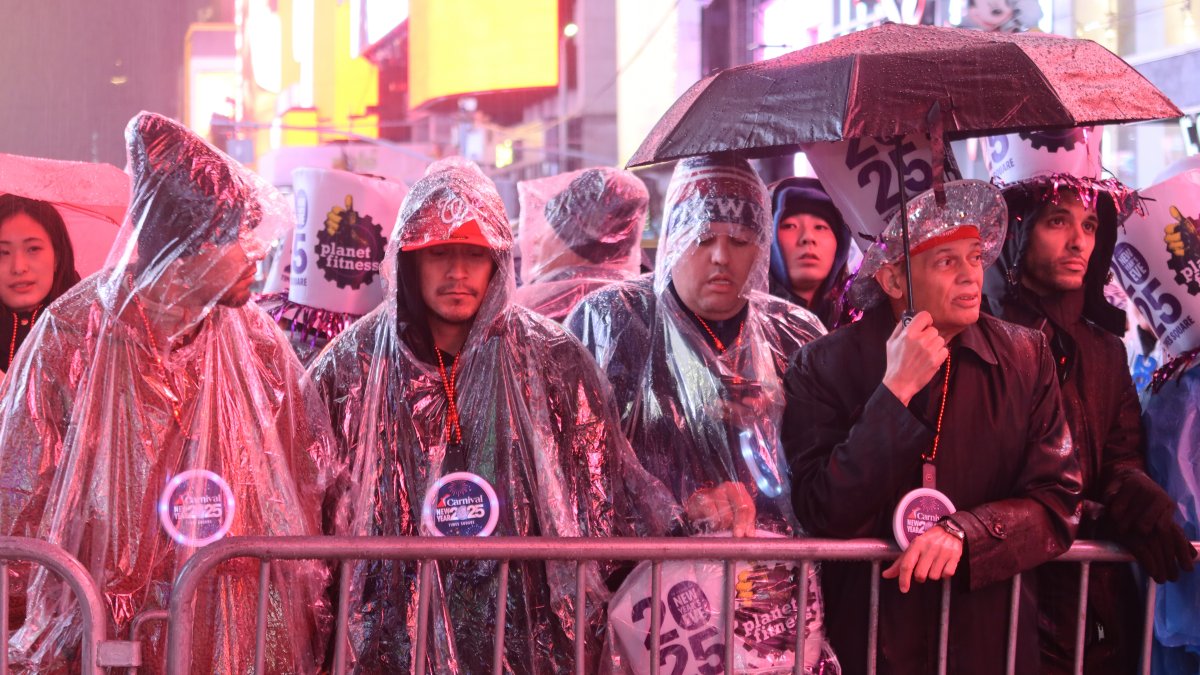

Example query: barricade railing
[0,536,109,675]
[163,536,1200,675]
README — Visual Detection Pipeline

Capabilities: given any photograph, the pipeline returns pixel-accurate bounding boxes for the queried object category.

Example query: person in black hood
[768,177,856,329]
[983,174,1196,675]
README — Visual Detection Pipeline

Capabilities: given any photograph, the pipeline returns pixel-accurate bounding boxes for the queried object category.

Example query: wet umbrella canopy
[627,22,1181,167]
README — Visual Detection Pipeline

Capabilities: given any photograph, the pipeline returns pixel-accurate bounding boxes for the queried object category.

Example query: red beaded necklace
[126,274,184,427]
[922,352,953,463]
[691,311,744,354]
[8,304,43,367]
[434,348,463,445]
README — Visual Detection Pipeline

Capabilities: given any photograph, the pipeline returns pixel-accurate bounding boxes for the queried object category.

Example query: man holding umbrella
[782,180,1082,674]
[983,170,1196,673]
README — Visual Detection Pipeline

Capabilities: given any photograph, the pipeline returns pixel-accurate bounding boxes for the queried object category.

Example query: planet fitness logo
[1164,205,1200,296]
[315,194,387,290]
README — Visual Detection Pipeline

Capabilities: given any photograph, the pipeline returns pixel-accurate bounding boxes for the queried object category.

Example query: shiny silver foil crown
[849,179,1008,308]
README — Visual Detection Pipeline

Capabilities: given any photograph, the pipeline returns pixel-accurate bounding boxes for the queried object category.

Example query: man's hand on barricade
[685,482,757,538]
[882,311,948,407]
[1108,473,1197,583]
[882,525,963,593]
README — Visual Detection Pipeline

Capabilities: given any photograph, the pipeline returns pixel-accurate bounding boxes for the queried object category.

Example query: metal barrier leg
[1140,581,1157,675]
[414,560,433,675]
[490,560,509,675]
[793,560,811,675]
[574,561,586,675]
[1005,573,1021,675]
[1074,562,1091,675]
[1,561,8,675]
[332,561,351,675]
[254,560,270,675]
[650,561,662,675]
[868,561,881,675]
[937,578,951,675]
[723,560,734,675]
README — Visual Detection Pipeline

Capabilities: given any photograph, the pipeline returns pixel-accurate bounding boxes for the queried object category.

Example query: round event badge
[893,487,955,550]
[158,470,236,547]
[421,471,500,537]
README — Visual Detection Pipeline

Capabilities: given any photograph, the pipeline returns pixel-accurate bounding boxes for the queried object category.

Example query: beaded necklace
[434,348,463,445]
[8,304,42,367]
[691,311,745,354]
[126,274,184,427]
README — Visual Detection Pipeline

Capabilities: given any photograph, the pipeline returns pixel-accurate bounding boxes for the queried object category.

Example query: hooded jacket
[566,155,835,672]
[0,112,336,674]
[983,179,1170,674]
[767,177,856,329]
[567,156,826,536]
[308,161,675,674]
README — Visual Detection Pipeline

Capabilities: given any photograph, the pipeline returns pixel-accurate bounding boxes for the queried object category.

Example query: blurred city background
[2,0,1197,238]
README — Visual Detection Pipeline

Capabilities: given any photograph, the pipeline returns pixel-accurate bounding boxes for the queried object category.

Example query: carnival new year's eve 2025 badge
[610,531,831,674]
[893,487,955,550]
[158,469,236,547]
[421,471,500,537]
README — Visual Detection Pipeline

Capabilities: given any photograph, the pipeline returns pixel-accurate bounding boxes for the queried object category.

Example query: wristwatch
[938,517,966,541]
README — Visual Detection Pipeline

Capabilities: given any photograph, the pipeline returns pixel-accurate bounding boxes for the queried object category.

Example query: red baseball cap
[400,218,492,252]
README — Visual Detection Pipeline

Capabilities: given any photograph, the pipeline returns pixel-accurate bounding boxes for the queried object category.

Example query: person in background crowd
[0,112,337,674]
[784,180,1083,674]
[767,177,857,329]
[0,195,80,376]
[513,166,649,322]
[567,156,837,672]
[309,160,674,674]
[983,175,1196,673]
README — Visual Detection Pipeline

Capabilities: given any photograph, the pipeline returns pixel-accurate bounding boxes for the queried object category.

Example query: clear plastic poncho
[513,167,648,322]
[308,160,677,674]
[0,112,337,674]
[566,156,835,673]
[1142,366,1200,665]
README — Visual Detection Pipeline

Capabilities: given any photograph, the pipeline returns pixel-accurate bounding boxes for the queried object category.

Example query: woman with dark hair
[0,194,80,373]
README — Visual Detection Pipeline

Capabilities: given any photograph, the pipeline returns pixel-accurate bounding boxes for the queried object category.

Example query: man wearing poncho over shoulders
[567,156,839,672]
[0,112,336,673]
[308,158,675,674]
[782,180,1083,674]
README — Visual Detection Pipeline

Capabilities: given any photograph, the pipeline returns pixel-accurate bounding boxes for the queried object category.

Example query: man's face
[671,224,758,321]
[414,244,495,325]
[881,237,985,335]
[1021,193,1098,295]
[178,240,258,308]
[777,213,838,297]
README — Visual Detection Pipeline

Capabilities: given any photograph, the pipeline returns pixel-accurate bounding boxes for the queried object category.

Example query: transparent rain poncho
[513,167,648,322]
[308,160,677,673]
[0,112,338,674]
[565,156,836,672]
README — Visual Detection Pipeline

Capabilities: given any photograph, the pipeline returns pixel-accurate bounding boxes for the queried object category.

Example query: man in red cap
[782,180,1082,674]
[309,159,674,674]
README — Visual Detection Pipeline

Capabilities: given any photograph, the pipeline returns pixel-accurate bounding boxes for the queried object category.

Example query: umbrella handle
[894,136,916,318]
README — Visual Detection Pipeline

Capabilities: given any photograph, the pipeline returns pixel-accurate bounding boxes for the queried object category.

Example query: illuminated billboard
[408,0,558,110]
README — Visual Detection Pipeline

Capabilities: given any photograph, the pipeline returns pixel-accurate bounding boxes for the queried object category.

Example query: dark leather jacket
[782,305,1083,674]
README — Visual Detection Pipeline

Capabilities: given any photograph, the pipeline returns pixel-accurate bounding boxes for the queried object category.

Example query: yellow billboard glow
[409,0,559,110]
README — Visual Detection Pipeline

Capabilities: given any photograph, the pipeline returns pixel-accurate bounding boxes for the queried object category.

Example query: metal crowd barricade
[163,536,1200,675]
[0,536,109,675]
